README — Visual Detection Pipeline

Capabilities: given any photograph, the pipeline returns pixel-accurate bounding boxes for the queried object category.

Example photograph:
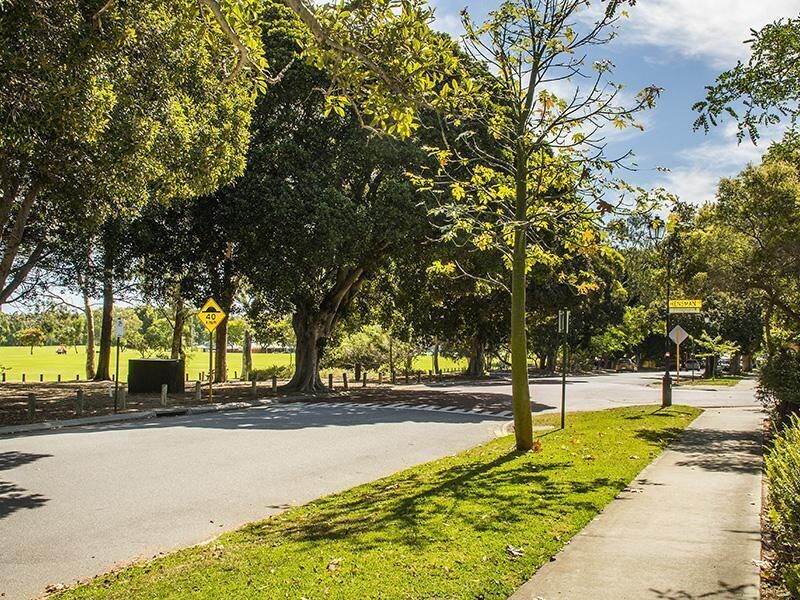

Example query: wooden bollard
[111,374,115,381]
[343,373,349,390]
[76,374,80,381]
[378,372,383,385]
[160,384,168,407]
[57,374,61,383]
[76,389,84,416]
[416,372,421,384]
[22,373,25,383]
[271,375,278,393]
[328,373,334,391]
[39,373,43,382]
[404,371,409,385]
[234,370,238,380]
[391,371,396,385]
[185,373,189,381]
[194,381,202,401]
[250,378,257,396]
[362,372,368,387]
[1,372,5,383]
[27,393,36,421]
[120,386,127,410]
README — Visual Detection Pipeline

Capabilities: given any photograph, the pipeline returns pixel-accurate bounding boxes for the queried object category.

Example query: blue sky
[429,0,798,205]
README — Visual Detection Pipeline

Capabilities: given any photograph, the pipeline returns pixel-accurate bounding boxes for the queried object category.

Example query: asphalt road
[0,371,756,599]
[0,403,507,599]
[410,370,758,412]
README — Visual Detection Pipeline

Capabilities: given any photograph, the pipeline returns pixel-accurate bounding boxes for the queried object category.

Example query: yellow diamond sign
[197,298,226,333]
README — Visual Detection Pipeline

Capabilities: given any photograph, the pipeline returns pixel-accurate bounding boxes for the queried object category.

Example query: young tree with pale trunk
[422,0,659,449]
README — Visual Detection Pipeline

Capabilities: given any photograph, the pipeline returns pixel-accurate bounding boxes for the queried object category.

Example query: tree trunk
[432,338,440,373]
[81,281,96,380]
[467,332,486,377]
[242,328,252,381]
[0,181,42,303]
[389,336,395,378]
[730,352,742,375]
[214,318,228,383]
[283,269,366,393]
[284,305,328,393]
[94,273,113,380]
[171,290,185,360]
[704,355,717,379]
[764,304,774,355]
[510,149,533,450]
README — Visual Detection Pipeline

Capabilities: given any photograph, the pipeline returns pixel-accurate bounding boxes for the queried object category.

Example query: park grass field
[55,406,701,599]
[0,345,465,382]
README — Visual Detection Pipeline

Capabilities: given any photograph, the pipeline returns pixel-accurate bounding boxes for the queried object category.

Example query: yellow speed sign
[197,298,226,333]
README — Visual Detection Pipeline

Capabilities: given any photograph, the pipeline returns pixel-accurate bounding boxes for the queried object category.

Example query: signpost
[114,318,124,413]
[669,325,689,384]
[558,308,571,429]
[197,298,227,402]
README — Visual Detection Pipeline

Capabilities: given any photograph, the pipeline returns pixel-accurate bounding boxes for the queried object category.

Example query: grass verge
[677,376,744,387]
[55,405,701,599]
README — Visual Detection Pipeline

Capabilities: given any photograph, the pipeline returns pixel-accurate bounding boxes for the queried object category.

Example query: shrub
[766,414,800,597]
[251,366,293,381]
[758,349,800,427]
[324,326,390,372]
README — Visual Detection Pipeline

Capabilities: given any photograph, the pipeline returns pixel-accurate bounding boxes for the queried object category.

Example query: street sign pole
[197,298,227,404]
[114,336,120,413]
[114,318,123,413]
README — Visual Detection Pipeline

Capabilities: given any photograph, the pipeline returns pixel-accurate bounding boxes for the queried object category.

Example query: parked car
[685,358,701,371]
[718,358,731,373]
[615,358,637,372]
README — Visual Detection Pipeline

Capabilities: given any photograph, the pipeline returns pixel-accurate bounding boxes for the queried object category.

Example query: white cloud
[616,0,798,69]
[654,123,777,205]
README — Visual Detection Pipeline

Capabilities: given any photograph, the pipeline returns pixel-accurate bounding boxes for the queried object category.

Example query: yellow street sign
[669,299,702,314]
[197,298,226,333]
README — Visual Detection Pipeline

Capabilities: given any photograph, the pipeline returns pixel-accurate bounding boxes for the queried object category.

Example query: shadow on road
[0,451,51,519]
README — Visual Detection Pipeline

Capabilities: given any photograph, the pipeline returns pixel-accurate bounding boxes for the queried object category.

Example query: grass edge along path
[54,406,702,600]
[677,376,744,387]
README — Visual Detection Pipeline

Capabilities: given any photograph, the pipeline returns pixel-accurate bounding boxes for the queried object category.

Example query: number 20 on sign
[197,298,226,402]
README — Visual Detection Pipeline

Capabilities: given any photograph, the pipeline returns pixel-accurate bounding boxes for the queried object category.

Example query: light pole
[649,219,672,408]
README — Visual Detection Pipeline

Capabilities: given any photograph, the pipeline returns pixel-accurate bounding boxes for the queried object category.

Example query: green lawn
[56,405,701,599]
[0,346,465,382]
[677,376,744,387]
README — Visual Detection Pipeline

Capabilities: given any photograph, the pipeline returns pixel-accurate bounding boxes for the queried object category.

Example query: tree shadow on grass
[237,447,627,554]
[0,451,51,519]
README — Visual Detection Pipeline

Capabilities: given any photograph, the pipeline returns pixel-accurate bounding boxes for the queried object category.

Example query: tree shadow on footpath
[635,426,762,474]
[648,580,757,599]
[236,446,628,554]
[0,451,51,519]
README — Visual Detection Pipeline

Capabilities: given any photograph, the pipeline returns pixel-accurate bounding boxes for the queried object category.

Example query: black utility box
[128,358,185,394]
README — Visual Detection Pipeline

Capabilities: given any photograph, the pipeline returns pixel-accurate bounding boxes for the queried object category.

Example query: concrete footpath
[511,403,764,600]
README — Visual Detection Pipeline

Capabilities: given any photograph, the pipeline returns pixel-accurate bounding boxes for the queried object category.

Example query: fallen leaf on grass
[326,558,341,572]
[506,545,525,560]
